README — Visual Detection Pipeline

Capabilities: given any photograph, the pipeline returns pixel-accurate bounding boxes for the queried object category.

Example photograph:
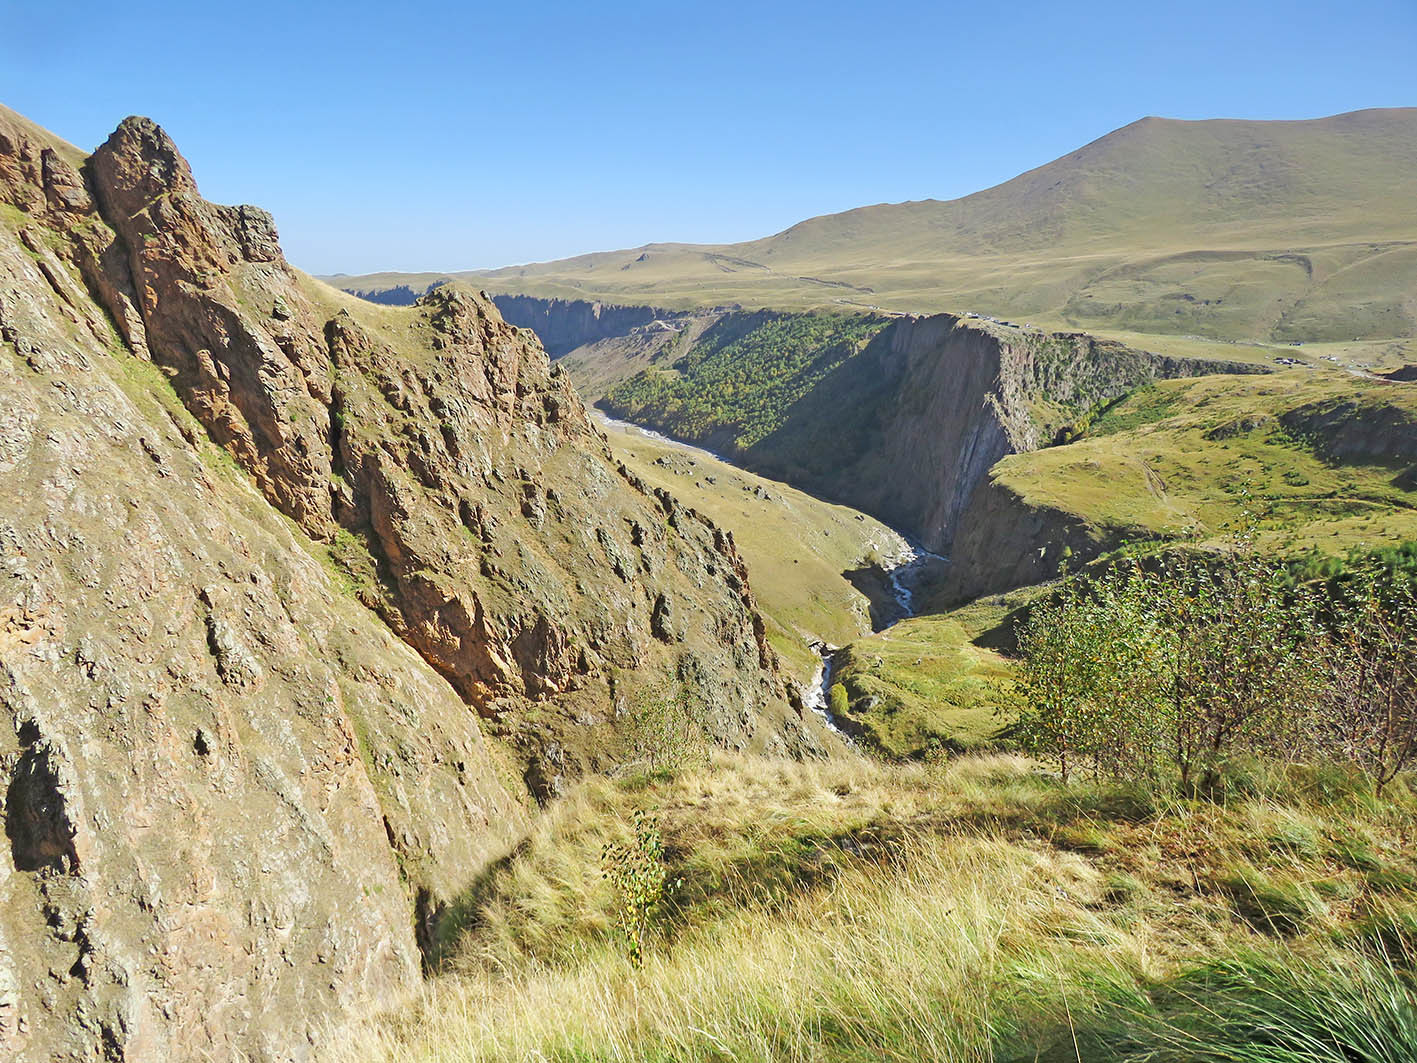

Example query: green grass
[993,368,1417,558]
[831,611,1013,756]
[597,416,900,679]
[1080,945,1417,1062]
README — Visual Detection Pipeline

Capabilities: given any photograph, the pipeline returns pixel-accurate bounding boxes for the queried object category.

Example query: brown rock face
[0,126,526,1060]
[89,117,338,535]
[0,106,815,1061]
[81,116,802,762]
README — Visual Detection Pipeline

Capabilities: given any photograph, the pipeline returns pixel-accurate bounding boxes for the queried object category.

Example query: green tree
[1012,563,1169,782]
[601,810,677,967]
[1154,534,1327,792]
[1320,565,1417,793]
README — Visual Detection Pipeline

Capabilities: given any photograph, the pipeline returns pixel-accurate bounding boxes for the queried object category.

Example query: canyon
[5,92,1417,1062]
[475,296,1267,602]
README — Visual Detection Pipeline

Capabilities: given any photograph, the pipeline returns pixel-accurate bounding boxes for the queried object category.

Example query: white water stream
[593,409,949,741]
[799,537,947,741]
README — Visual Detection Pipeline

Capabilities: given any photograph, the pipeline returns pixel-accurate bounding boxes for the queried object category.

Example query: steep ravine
[492,295,701,356]
[800,535,947,740]
[481,295,1267,603]
[598,409,948,738]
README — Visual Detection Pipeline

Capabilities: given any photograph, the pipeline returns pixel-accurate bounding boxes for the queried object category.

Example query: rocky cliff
[491,295,699,356]
[819,315,1267,561]
[0,106,816,1061]
[497,296,1263,598]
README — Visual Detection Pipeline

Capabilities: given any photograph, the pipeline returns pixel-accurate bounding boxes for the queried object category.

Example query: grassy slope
[598,417,899,680]
[830,590,1034,757]
[832,369,1417,759]
[330,752,1417,1062]
[331,109,1417,351]
[992,368,1417,557]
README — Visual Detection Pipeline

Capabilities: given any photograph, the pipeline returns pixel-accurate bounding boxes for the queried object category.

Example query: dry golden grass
[331,826,1145,1062]
[326,753,1416,1062]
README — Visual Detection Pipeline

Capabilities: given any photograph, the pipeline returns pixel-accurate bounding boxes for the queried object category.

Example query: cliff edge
[0,107,818,1061]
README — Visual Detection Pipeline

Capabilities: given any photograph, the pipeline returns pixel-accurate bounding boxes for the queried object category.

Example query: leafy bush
[1011,533,1414,792]
[1319,567,1417,793]
[1154,539,1328,792]
[1012,562,1170,782]
[600,810,677,967]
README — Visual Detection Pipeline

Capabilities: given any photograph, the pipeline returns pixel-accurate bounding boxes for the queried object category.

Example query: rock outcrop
[491,295,698,356]
[0,106,816,1061]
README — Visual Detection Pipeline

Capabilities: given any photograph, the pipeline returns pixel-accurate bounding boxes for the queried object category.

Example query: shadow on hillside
[842,562,904,631]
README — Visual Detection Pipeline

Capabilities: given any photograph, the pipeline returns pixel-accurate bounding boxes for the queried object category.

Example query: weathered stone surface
[89,117,338,536]
[0,104,821,1060]
[0,209,525,1059]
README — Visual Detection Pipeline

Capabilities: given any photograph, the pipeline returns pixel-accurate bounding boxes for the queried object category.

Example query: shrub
[1011,561,1171,782]
[1153,539,1328,792]
[1010,528,1414,793]
[1319,566,1417,794]
[600,810,677,967]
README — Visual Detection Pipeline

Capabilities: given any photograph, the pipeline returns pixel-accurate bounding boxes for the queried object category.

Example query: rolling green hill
[330,108,1417,348]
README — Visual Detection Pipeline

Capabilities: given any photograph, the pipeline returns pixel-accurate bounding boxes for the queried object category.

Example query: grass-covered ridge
[333,109,1417,356]
[993,369,1417,557]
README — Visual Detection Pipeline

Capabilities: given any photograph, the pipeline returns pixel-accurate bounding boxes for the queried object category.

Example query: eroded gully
[592,411,947,742]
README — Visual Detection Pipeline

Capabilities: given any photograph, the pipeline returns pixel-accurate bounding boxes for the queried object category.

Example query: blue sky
[4,0,1414,275]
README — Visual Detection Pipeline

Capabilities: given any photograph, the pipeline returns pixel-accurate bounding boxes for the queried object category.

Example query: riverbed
[593,409,948,739]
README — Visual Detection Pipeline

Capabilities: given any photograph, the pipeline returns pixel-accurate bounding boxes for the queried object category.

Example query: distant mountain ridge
[330,108,1417,345]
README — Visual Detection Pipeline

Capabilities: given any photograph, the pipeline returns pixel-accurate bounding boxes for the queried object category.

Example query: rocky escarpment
[817,315,1267,556]
[1277,389,1417,465]
[1,108,524,1061]
[756,315,1264,601]
[519,295,1263,588]
[0,107,819,1062]
[85,116,808,760]
[491,295,699,356]
[939,473,1114,604]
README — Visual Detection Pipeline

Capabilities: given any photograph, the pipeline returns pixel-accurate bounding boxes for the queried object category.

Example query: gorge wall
[491,295,699,356]
[0,107,819,1061]
[487,295,1265,602]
